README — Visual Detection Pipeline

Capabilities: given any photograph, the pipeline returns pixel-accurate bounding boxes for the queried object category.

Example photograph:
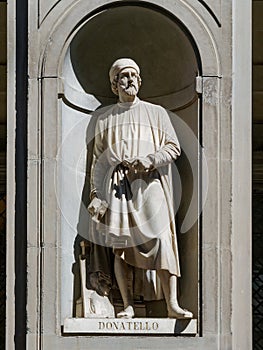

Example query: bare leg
[114,255,135,318]
[157,270,193,319]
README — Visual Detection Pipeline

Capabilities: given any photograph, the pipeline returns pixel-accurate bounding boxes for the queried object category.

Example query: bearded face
[117,68,140,98]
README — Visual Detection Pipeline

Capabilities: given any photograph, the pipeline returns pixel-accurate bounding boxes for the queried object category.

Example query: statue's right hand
[123,157,154,172]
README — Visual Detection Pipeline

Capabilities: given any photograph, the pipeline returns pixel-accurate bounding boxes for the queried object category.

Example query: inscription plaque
[63,318,197,335]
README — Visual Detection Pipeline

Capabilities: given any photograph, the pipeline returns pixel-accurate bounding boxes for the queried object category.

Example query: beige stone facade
[6,1,253,349]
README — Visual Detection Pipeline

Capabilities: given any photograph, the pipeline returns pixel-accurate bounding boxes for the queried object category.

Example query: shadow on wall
[67,5,198,111]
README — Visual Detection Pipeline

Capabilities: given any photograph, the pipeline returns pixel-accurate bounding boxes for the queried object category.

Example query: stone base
[63,317,197,335]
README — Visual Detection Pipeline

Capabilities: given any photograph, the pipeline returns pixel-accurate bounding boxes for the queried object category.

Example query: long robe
[90,98,181,278]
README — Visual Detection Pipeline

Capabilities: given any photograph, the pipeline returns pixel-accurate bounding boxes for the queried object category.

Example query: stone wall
[0,1,6,188]
[6,1,252,349]
[252,1,263,348]
[0,1,6,349]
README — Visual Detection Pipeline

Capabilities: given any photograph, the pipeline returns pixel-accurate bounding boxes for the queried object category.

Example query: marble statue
[88,58,193,319]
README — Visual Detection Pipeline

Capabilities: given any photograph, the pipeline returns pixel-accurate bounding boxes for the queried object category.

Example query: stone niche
[59,5,200,333]
[13,0,251,348]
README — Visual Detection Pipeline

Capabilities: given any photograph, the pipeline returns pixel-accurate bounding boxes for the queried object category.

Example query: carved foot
[168,302,193,319]
[117,305,135,318]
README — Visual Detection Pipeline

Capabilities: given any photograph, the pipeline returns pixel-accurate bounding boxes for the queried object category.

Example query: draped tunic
[90,98,181,277]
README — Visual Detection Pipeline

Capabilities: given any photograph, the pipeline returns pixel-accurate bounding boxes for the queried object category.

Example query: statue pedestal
[63,317,197,335]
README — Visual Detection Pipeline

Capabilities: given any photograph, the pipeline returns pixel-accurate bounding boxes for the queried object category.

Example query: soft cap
[109,58,140,83]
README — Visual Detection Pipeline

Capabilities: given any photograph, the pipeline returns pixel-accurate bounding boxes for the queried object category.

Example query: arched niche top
[62,5,201,110]
[40,1,220,81]
[69,6,198,101]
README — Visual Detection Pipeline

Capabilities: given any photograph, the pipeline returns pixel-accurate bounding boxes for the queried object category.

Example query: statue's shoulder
[140,100,167,114]
[93,104,116,121]
[94,104,115,115]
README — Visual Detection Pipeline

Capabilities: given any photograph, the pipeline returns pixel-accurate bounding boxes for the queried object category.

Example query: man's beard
[119,84,138,96]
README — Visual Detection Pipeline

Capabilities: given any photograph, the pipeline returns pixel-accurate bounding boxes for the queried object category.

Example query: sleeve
[90,118,107,200]
[146,109,181,168]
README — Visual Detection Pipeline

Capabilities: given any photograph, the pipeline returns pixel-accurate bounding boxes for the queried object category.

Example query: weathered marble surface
[38,0,222,29]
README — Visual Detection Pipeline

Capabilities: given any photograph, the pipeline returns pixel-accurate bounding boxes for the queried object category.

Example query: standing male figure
[88,58,193,319]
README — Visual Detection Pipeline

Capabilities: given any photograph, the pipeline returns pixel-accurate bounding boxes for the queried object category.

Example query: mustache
[118,83,139,95]
[125,83,137,90]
